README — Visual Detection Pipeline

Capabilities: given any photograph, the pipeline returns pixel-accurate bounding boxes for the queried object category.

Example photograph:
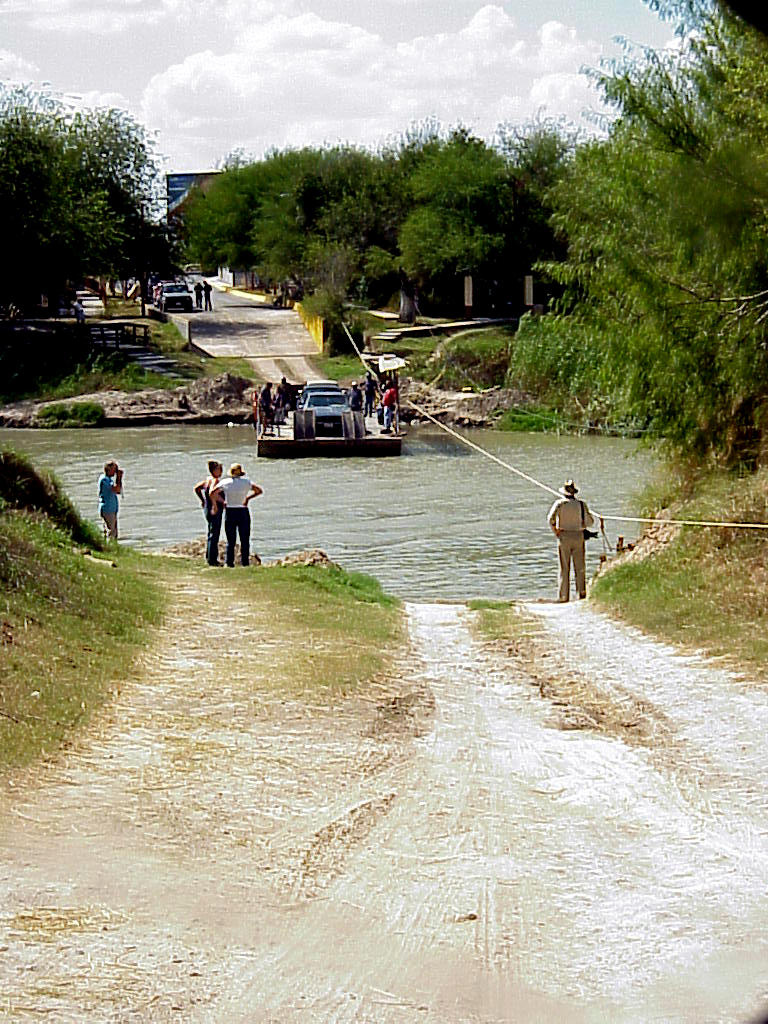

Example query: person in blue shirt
[193,459,224,566]
[98,459,123,540]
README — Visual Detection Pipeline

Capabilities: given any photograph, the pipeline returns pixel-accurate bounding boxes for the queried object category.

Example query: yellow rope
[340,320,768,534]
[406,397,561,498]
[405,397,768,532]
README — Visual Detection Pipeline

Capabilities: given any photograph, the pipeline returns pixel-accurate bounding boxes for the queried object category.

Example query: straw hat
[230,463,245,477]
[559,479,578,496]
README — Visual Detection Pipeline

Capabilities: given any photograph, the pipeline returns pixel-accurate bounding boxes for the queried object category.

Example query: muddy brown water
[0,424,653,599]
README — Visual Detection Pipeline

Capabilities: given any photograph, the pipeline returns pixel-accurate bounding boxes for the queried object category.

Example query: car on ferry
[299,379,341,398]
[297,386,349,436]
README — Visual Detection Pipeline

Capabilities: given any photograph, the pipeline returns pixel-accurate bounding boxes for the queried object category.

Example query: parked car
[298,389,349,436]
[158,282,193,313]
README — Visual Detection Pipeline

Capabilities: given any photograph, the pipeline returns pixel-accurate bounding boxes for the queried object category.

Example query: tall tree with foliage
[531,0,768,462]
[0,87,169,312]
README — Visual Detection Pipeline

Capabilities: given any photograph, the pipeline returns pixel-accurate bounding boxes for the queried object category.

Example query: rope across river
[405,397,768,532]
[340,322,768,534]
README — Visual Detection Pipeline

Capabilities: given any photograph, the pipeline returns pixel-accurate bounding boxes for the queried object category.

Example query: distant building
[166,171,221,218]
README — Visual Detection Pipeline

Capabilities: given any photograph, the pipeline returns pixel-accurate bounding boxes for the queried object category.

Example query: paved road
[178,280,321,384]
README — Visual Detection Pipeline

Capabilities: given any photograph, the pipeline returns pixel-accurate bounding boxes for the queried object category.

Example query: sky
[0,0,676,173]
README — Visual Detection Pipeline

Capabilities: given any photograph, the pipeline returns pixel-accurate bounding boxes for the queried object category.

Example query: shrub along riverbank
[319,321,641,436]
[589,463,768,676]
[0,450,403,774]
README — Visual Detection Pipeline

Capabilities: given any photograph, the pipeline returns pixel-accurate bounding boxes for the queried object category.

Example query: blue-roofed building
[166,171,220,218]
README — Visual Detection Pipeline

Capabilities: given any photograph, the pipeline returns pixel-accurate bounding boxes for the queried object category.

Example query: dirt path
[2,584,768,1021]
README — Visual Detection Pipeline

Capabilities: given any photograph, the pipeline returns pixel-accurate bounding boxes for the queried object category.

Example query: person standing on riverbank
[97,459,122,541]
[547,479,594,602]
[210,463,262,567]
[193,459,224,566]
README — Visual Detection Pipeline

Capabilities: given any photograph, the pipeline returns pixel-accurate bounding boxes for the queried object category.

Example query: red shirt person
[381,383,397,432]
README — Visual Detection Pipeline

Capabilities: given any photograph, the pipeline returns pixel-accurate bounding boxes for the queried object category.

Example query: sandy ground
[2,577,768,1022]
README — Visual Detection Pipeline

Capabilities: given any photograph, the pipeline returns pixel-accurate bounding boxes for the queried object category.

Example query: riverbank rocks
[161,540,337,570]
[0,372,532,431]
[400,381,532,428]
[0,373,255,428]
[594,513,680,582]
[268,549,338,568]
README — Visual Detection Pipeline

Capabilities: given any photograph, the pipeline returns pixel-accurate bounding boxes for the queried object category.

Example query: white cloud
[141,6,611,169]
[0,49,40,81]
[65,88,133,111]
[21,0,282,34]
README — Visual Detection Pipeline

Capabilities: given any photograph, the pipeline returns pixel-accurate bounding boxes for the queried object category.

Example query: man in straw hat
[209,463,262,567]
[547,479,594,602]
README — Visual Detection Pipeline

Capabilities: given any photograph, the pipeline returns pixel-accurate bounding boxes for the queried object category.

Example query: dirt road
[183,285,320,384]
[2,578,768,1022]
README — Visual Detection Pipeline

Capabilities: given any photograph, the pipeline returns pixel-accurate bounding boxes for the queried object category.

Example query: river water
[0,424,653,601]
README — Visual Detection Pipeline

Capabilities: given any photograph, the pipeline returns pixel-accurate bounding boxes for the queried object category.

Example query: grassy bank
[590,464,768,678]
[0,454,163,771]
[0,450,403,773]
[212,563,402,696]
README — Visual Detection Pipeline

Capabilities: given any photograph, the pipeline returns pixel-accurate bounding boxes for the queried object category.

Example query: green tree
[0,87,168,311]
[398,129,514,313]
[534,1,768,461]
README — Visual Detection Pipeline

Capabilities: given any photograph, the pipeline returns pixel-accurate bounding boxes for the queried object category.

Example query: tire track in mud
[220,600,768,1023]
[520,600,768,831]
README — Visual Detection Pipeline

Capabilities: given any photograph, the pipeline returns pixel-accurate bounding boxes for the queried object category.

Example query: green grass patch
[367,327,513,389]
[219,562,403,695]
[315,354,365,383]
[468,599,515,641]
[467,598,512,611]
[591,464,768,677]
[37,401,105,428]
[467,599,531,644]
[0,449,101,546]
[496,406,565,432]
[0,466,164,773]
[0,514,164,772]
[41,354,178,398]
[0,448,164,772]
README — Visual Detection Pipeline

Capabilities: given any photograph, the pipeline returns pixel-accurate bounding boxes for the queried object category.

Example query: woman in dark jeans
[193,459,224,566]
[209,463,263,567]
